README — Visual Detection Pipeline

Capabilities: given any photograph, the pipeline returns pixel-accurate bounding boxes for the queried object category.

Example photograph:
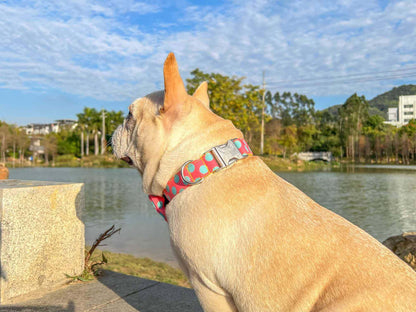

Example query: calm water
[9,166,416,266]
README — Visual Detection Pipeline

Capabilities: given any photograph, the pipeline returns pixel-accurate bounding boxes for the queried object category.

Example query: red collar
[149,138,253,221]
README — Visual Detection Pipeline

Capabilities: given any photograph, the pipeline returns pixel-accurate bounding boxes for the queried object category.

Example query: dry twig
[85,225,121,271]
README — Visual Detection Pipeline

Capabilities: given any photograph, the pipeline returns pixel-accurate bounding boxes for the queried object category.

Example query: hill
[368,84,416,115]
[322,102,384,119]
[321,84,416,119]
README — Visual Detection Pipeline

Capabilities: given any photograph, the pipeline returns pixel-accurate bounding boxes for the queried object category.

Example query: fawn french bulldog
[112,53,416,311]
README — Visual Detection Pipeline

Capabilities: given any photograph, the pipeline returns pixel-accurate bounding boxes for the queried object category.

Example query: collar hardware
[180,160,203,185]
[149,138,252,222]
[209,139,247,169]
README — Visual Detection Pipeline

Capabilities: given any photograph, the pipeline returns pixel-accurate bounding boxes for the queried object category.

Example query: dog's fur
[112,53,416,311]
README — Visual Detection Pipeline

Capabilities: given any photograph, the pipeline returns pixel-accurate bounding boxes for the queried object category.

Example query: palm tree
[76,112,87,157]
[77,107,99,157]
[90,110,101,156]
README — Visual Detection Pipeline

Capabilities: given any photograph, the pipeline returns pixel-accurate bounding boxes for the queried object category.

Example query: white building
[23,119,77,135]
[385,95,416,127]
[398,95,416,125]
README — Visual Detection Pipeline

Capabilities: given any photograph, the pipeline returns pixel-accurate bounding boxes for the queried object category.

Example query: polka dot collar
[148,138,253,221]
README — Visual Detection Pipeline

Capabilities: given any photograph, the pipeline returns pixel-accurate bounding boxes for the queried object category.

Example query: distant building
[29,137,44,155]
[23,119,77,135]
[385,95,416,127]
[386,107,400,126]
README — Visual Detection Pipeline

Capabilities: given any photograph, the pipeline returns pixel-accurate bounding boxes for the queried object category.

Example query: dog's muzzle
[112,125,131,163]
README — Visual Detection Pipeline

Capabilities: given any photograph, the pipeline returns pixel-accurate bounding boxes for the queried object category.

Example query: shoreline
[6,155,336,172]
[7,155,416,172]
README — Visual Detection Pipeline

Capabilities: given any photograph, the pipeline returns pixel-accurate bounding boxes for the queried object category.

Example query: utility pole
[260,71,266,155]
[101,110,106,155]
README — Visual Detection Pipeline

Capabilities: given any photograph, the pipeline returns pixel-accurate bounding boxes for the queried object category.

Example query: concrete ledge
[0,180,85,303]
[2,270,203,311]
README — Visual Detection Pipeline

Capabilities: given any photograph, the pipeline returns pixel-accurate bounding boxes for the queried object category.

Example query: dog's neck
[142,115,243,196]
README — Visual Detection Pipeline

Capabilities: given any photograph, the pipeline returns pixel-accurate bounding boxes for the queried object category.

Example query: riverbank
[261,156,337,172]
[6,154,336,172]
[4,155,130,168]
[89,249,190,288]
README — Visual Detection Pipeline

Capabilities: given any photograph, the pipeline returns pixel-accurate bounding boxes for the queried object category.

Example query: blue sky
[1,0,416,125]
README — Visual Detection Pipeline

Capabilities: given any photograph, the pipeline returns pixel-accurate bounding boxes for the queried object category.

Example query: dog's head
[112,53,241,195]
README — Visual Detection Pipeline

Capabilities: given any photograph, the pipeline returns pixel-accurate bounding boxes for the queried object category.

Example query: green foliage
[105,110,125,133]
[186,69,263,136]
[364,115,386,131]
[400,119,416,137]
[57,131,80,156]
[65,270,95,282]
[267,91,315,127]
[278,125,298,158]
[297,124,318,151]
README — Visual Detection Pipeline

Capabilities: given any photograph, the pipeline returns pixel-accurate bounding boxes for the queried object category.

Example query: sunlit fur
[113,53,416,312]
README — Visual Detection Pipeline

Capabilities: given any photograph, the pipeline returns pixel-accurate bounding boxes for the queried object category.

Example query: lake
[9,166,416,267]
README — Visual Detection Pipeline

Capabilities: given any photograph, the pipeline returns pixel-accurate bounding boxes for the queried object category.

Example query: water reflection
[278,169,416,241]
[9,167,416,265]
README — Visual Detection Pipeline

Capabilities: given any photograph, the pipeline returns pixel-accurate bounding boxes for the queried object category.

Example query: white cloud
[0,0,416,102]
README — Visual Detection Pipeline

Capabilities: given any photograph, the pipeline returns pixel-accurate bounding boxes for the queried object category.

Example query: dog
[112,53,416,311]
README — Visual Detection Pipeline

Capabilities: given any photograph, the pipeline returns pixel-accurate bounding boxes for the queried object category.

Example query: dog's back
[169,156,416,311]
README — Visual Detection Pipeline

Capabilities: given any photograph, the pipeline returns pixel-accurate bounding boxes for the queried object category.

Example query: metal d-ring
[180,160,204,185]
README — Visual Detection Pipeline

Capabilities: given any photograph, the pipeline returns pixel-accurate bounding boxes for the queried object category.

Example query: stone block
[0,180,85,303]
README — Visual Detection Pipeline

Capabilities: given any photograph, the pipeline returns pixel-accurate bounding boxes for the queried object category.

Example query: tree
[297,124,317,152]
[16,128,29,165]
[0,122,10,163]
[339,94,369,160]
[56,130,79,156]
[77,107,99,156]
[265,91,315,127]
[43,134,58,165]
[265,119,283,155]
[279,125,298,158]
[186,69,264,146]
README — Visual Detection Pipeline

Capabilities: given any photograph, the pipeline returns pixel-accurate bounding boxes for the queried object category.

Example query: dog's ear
[163,52,188,112]
[192,81,210,108]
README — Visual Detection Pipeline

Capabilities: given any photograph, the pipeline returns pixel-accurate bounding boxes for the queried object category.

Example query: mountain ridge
[321,84,416,119]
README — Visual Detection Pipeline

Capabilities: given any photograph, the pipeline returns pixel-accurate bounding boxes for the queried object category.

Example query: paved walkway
[0,271,203,312]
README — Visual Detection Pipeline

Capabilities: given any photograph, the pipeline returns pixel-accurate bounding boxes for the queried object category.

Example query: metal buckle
[180,160,203,185]
[179,139,246,185]
[210,139,246,170]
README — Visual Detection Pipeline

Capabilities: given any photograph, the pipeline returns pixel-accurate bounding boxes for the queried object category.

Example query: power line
[268,71,416,88]
[268,65,416,84]
[267,65,416,88]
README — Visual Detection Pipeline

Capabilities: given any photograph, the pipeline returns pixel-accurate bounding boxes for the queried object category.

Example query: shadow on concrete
[0,300,75,311]
[98,270,203,312]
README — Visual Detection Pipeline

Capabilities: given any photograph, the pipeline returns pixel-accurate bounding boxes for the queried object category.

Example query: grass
[88,248,191,288]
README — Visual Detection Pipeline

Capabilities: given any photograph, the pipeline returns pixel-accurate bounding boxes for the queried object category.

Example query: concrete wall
[0,180,85,303]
